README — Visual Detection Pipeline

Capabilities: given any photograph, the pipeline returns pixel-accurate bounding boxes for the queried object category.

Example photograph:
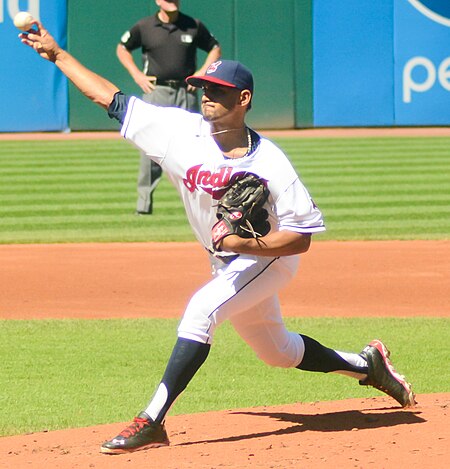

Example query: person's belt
[156,79,187,89]
[216,254,239,265]
[205,247,239,265]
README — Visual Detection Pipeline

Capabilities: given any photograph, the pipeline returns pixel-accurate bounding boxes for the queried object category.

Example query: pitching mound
[1,394,448,468]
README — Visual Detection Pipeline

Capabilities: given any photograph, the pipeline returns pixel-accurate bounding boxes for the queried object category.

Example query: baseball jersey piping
[205,256,280,336]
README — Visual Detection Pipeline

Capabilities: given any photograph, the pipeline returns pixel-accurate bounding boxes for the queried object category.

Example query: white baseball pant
[177,254,305,368]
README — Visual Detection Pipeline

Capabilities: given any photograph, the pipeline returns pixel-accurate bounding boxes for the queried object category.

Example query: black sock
[152,337,210,423]
[296,335,368,374]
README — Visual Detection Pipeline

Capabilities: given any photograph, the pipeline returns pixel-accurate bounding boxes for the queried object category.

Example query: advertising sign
[312,0,395,127]
[0,0,68,131]
[395,0,450,124]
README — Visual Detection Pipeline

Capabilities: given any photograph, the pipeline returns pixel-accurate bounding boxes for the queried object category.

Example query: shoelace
[119,417,150,438]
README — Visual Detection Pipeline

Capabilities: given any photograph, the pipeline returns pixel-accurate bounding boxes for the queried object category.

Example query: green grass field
[0,135,448,436]
[0,318,448,436]
[1,136,449,243]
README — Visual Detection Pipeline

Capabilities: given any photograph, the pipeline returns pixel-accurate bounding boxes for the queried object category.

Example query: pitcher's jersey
[122,97,325,252]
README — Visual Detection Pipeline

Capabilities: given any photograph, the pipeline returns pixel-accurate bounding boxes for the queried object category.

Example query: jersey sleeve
[120,97,173,161]
[120,96,202,166]
[107,92,130,125]
[275,178,326,234]
[195,20,220,52]
[120,22,142,51]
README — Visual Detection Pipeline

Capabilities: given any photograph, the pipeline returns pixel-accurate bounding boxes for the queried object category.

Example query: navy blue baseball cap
[186,60,254,93]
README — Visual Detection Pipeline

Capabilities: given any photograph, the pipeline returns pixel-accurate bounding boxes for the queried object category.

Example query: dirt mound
[1,394,448,468]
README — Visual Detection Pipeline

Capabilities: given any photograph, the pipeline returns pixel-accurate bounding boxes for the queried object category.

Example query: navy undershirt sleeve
[107,91,131,125]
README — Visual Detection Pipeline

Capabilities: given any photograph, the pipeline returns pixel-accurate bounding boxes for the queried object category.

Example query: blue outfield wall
[0,0,68,132]
[313,0,450,127]
[1,0,449,131]
[313,0,394,126]
[394,0,450,125]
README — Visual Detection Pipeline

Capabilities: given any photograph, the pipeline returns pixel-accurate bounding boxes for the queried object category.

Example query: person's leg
[135,88,171,214]
[136,154,159,214]
[175,86,199,112]
[143,337,210,423]
[296,335,367,378]
[101,255,284,453]
[144,256,296,421]
[101,337,210,454]
[228,290,366,376]
[230,291,415,408]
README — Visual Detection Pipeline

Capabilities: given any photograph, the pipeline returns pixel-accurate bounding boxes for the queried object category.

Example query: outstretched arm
[20,21,119,109]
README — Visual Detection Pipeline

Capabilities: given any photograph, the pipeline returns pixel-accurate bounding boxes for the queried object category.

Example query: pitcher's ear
[240,89,252,108]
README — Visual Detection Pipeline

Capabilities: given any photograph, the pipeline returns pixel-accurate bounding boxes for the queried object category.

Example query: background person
[117,0,221,214]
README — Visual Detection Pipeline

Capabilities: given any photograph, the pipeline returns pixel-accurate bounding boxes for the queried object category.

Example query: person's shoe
[359,339,416,407]
[135,209,152,215]
[101,412,169,454]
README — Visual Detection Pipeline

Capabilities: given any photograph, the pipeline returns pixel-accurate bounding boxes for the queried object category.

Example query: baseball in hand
[13,11,35,31]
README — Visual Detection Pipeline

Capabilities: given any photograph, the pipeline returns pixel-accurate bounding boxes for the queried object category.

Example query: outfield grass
[0,317,448,436]
[0,137,449,243]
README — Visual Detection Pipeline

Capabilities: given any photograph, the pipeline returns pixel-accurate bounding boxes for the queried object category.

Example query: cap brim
[185,75,237,89]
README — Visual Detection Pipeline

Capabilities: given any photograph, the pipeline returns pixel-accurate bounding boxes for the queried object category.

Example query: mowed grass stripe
[0,181,135,194]
[318,229,448,241]
[318,194,450,205]
[286,147,450,160]
[7,151,448,170]
[4,160,449,176]
[0,209,187,227]
[299,167,449,179]
[3,171,447,189]
[0,140,126,150]
[295,158,450,171]
[314,185,449,197]
[324,209,450,221]
[1,200,447,218]
[283,147,450,160]
[0,201,185,219]
[0,163,136,176]
[0,172,137,183]
[0,225,194,243]
[279,138,450,161]
[2,194,448,211]
[300,174,448,185]
[19,183,450,203]
[275,136,450,149]
[1,167,449,185]
[0,188,176,204]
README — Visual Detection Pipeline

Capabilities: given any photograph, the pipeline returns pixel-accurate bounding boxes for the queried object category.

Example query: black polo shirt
[120,12,219,81]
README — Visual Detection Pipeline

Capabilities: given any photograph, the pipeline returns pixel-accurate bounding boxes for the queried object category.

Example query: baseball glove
[211,173,271,250]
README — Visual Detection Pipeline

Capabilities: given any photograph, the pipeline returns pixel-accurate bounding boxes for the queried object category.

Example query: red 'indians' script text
[183,165,233,194]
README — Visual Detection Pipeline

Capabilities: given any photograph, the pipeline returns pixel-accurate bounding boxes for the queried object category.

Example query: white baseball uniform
[122,97,325,368]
